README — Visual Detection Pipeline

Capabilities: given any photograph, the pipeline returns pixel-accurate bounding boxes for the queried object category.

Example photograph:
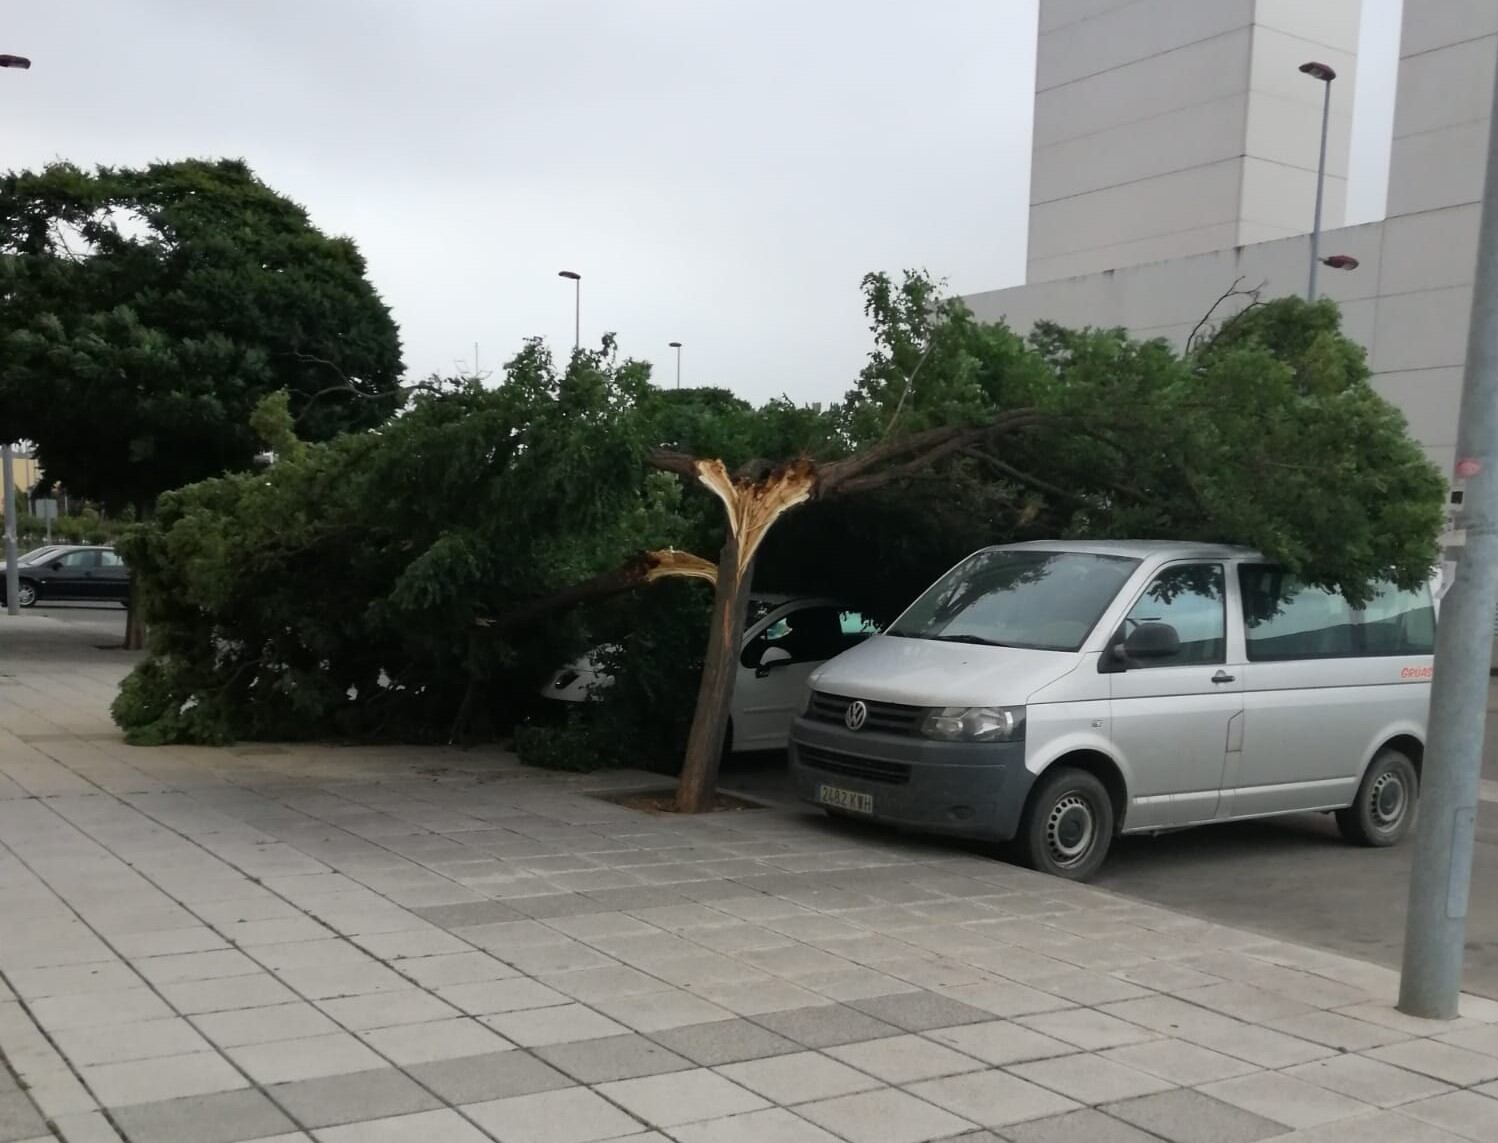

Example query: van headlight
[921,706,1026,742]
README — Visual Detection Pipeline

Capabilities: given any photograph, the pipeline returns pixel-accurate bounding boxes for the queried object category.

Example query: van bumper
[788,717,1034,843]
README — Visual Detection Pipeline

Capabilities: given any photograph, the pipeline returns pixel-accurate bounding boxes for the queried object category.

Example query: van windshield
[887,550,1140,652]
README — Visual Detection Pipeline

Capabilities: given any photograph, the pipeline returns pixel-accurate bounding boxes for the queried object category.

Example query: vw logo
[844,700,868,731]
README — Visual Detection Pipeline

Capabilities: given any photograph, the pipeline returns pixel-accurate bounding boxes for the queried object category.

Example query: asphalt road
[23,604,1498,998]
[735,695,1498,999]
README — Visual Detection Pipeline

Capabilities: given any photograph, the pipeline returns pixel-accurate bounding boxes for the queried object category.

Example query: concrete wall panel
[1032,94,1249,204]
[1253,0,1361,52]
[1039,0,1132,35]
[1239,155,1347,239]
[1378,205,1482,297]
[1030,160,1244,261]
[1373,368,1466,449]
[1244,89,1353,180]
[1387,120,1491,216]
[1399,0,1498,58]
[1393,33,1496,139]
[1248,26,1358,114]
[1372,286,1473,374]
[1033,30,1252,148]
[1037,0,1253,90]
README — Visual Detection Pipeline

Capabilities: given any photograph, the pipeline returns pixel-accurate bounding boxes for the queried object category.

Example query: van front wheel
[1017,767,1115,881]
[1337,748,1418,847]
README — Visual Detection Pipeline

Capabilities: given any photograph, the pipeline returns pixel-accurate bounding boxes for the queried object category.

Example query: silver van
[789,540,1436,880]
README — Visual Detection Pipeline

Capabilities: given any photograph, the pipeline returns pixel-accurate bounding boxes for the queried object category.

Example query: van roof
[993,539,1261,561]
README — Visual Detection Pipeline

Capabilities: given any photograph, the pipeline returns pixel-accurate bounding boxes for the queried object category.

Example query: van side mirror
[1123,622,1181,660]
[756,646,793,676]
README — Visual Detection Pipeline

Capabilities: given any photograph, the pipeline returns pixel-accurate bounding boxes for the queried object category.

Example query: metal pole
[1398,52,1498,1020]
[1308,78,1332,300]
[676,345,682,389]
[3,446,19,616]
[573,279,581,352]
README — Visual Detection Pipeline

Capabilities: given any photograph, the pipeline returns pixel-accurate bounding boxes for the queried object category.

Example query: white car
[540,594,879,752]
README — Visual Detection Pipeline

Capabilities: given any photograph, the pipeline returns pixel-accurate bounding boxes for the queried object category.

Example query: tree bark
[675,534,754,813]
[123,578,146,651]
[664,457,818,812]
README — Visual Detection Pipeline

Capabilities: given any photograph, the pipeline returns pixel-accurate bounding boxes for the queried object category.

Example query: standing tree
[0,158,404,642]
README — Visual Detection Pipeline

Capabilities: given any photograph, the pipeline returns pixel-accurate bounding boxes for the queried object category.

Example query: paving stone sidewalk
[3,616,1498,1142]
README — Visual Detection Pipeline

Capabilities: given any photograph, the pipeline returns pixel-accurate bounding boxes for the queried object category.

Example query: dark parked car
[1,545,130,608]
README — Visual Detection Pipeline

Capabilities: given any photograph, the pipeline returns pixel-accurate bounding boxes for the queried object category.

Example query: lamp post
[2,50,28,616]
[668,341,683,389]
[1398,33,1498,1020]
[1300,60,1337,300]
[557,270,581,351]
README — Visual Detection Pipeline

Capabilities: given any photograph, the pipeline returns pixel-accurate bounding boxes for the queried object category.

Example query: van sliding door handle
[1211,671,1236,684]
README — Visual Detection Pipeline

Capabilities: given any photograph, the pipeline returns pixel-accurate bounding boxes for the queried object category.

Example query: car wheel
[1336,747,1418,847]
[16,580,37,608]
[1017,767,1115,881]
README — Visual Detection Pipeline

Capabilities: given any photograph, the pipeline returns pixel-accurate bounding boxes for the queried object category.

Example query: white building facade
[966,0,1497,491]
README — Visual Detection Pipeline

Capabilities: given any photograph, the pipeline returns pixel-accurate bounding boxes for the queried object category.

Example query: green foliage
[0,158,403,512]
[10,504,118,547]
[111,341,680,745]
[839,274,1443,600]
[515,581,711,772]
[113,270,1443,758]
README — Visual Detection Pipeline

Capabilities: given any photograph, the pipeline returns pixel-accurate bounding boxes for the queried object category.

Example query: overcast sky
[5,0,1398,406]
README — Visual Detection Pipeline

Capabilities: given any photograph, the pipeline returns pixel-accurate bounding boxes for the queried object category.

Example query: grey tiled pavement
[3,615,1498,1141]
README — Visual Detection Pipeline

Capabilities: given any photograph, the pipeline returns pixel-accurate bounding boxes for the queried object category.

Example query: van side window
[1357,582,1435,656]
[1238,566,1434,660]
[1122,563,1226,667]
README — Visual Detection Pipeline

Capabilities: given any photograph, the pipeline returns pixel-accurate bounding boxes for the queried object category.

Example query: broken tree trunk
[652,454,819,813]
[652,408,1055,813]
[675,527,754,812]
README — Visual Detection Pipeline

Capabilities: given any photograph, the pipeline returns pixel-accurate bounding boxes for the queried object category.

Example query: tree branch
[287,353,446,422]
[881,339,935,439]
[961,448,1081,505]
[474,548,715,633]
[1188,276,1266,352]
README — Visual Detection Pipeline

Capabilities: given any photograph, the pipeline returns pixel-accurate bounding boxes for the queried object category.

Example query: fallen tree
[642,273,1444,812]
[111,272,1443,791]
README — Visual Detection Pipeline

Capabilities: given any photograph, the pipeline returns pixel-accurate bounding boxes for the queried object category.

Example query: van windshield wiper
[928,633,1008,647]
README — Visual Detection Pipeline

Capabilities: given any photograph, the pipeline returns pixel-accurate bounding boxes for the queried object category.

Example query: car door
[1107,562,1243,830]
[45,549,99,600]
[734,604,870,751]
[1227,566,1432,817]
[94,549,131,601]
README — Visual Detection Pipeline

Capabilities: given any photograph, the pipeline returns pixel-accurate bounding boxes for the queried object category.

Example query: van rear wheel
[1337,747,1418,847]
[1017,767,1114,881]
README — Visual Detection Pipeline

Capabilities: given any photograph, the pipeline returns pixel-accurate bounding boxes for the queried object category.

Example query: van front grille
[808,692,924,735]
[798,744,911,785]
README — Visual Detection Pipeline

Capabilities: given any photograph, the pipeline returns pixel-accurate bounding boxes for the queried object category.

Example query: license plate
[817,784,873,814]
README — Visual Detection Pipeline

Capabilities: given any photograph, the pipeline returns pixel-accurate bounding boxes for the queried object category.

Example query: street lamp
[557,270,581,351]
[1322,254,1359,272]
[668,341,683,389]
[2,49,27,617]
[1300,60,1337,300]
